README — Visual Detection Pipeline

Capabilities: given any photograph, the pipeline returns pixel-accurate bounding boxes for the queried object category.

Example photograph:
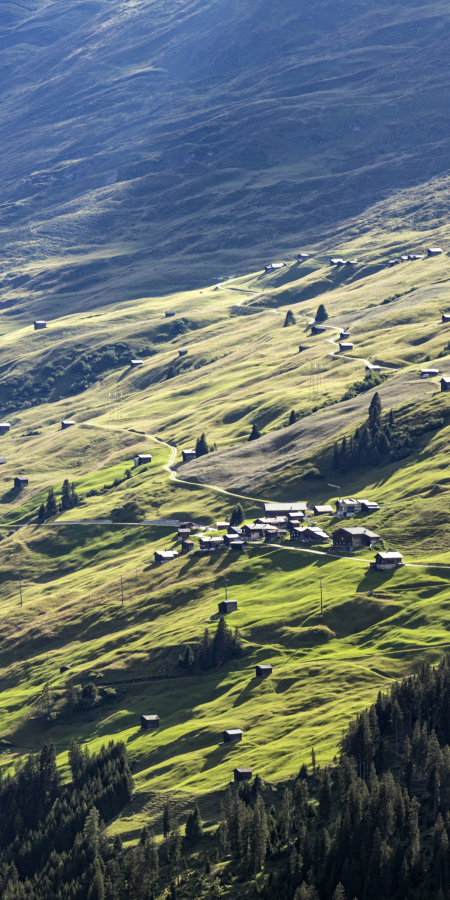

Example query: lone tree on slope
[248,422,261,441]
[315,303,328,322]
[195,433,209,456]
[284,309,296,327]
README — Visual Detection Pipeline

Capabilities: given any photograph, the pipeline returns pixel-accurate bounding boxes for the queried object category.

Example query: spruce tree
[38,502,46,521]
[230,503,244,526]
[248,422,261,441]
[284,309,296,327]
[315,303,328,322]
[332,442,340,471]
[70,482,79,507]
[45,488,57,517]
[198,629,213,669]
[369,392,382,430]
[61,478,71,511]
[195,433,209,457]
[163,802,171,838]
[185,803,203,843]
[289,410,297,425]
[389,408,395,427]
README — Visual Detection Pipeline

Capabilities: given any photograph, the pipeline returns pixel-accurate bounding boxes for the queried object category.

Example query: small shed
[234,767,252,782]
[265,263,285,272]
[408,254,424,261]
[371,552,404,570]
[141,715,160,730]
[0,423,11,435]
[421,368,440,378]
[61,419,75,430]
[182,449,196,463]
[135,454,152,466]
[299,344,311,352]
[165,311,176,317]
[177,529,191,542]
[130,359,144,367]
[297,253,310,261]
[366,364,381,373]
[200,535,223,552]
[218,599,238,614]
[388,260,399,267]
[178,349,188,357]
[229,539,246,551]
[339,342,354,352]
[0,457,6,465]
[313,505,334,516]
[346,260,358,266]
[14,476,28,489]
[441,377,450,392]
[154,550,178,564]
[428,248,443,257]
[181,539,194,553]
[60,665,71,674]
[216,521,230,530]
[340,330,350,339]
[256,664,272,678]
[400,255,408,262]
[442,314,450,323]
[311,324,326,335]
[360,499,380,513]
[330,258,345,266]
[34,320,47,330]
[224,729,243,743]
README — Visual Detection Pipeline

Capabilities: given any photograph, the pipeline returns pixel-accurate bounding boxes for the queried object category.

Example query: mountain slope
[2,0,450,314]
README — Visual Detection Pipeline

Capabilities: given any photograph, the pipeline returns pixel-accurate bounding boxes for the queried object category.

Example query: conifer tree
[195,433,209,456]
[38,502,46,521]
[61,478,72,511]
[45,488,57,517]
[284,309,296,327]
[185,803,203,844]
[230,503,244,526]
[163,802,171,839]
[248,422,261,441]
[289,409,297,425]
[315,303,328,322]
[332,442,340,471]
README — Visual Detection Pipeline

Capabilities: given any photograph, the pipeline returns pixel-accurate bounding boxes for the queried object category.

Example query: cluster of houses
[389,248,442,267]
[154,500,403,570]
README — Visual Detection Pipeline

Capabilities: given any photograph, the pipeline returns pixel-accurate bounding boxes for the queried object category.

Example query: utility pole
[320,578,323,616]
[19,577,22,607]
[121,575,124,606]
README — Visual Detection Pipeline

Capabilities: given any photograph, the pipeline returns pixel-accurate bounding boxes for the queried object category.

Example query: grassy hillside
[1,242,450,851]
[2,0,450,311]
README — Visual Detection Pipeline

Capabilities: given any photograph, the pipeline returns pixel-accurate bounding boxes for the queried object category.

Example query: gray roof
[337,527,380,538]
[265,502,307,512]
[376,551,403,560]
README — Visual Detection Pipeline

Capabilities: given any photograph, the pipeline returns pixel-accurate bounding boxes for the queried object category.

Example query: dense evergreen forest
[4,657,450,899]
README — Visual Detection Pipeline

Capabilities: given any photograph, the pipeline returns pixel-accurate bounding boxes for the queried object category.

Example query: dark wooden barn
[234,767,252,782]
[223,729,243,743]
[141,715,160,730]
[218,599,237,614]
[256,664,273,677]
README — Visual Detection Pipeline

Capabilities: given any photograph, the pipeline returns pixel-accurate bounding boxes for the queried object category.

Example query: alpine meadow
[2,2,450,899]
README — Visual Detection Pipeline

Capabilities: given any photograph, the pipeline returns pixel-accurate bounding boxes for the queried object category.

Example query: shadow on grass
[0,487,21,504]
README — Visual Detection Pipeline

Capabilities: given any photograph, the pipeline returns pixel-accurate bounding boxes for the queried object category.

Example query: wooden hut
[442,314,450,323]
[441,377,450,392]
[61,420,75,430]
[234,768,252,782]
[60,665,71,673]
[141,715,160,730]
[135,454,152,466]
[371,552,404,570]
[14,476,28,489]
[256,664,272,677]
[0,423,11,435]
[339,342,354,352]
[218,599,237,614]
[182,450,196,463]
[165,311,176,317]
[34,320,47,330]
[223,729,243,743]
[130,359,144,367]
[428,248,443,257]
[181,539,194,553]
[178,349,188,357]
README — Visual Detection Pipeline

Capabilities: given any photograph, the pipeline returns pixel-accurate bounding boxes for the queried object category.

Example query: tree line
[178,615,242,672]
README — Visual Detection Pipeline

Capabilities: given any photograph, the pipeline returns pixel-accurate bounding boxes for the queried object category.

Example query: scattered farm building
[216,521,230,529]
[134,454,152,466]
[0,457,6,465]
[428,248,443,256]
[219,599,238,614]
[256,664,272,677]
[408,254,424,261]
[313,505,334,515]
[234,768,252,782]
[330,258,345,266]
[154,550,178,564]
[291,526,329,542]
[14,476,28,489]
[421,368,440,378]
[228,525,243,536]
[442,314,450,323]
[200,535,223,552]
[441,377,450,392]
[60,665,71,673]
[298,253,310,261]
[360,500,380,513]
[242,524,264,540]
[141,715,160,730]
[0,423,11,435]
[340,330,351,339]
[264,526,283,542]
[347,260,358,266]
[224,729,243,743]
[400,256,408,262]
[389,260,399,267]
[182,449,196,463]
[177,529,191,542]
[265,502,307,517]
[311,324,327,335]
[181,539,194,553]
[61,419,75,430]
[229,539,246,551]
[179,349,188,356]
[332,527,380,551]
[165,311,176,317]
[371,552,404,570]
[265,263,285,272]
[339,342,354,352]
[130,359,144,367]
[34,320,47,329]
[299,344,311,352]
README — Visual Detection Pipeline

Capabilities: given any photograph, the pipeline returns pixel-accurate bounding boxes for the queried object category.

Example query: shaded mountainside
[2,0,450,313]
